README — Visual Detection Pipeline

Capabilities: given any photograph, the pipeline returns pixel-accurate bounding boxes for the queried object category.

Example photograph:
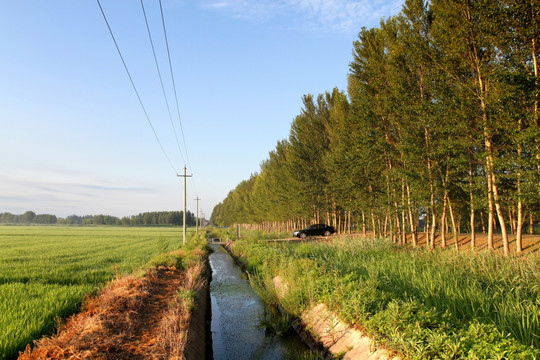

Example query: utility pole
[194,196,201,233]
[177,166,192,246]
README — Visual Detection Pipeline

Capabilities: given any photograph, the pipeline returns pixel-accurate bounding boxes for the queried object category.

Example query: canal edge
[221,242,400,360]
[219,242,332,360]
[184,251,214,360]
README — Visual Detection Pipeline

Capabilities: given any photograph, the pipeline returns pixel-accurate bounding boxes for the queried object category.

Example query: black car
[293,224,335,238]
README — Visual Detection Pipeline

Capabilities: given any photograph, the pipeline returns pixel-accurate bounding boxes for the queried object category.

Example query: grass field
[0,225,192,360]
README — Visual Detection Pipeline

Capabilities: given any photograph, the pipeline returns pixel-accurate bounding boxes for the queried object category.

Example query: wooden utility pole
[194,196,201,232]
[177,166,192,246]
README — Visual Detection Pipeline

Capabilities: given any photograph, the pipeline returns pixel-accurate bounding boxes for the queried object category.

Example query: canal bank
[221,241,399,360]
[209,244,309,360]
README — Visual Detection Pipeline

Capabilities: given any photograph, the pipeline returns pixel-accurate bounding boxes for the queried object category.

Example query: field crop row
[0,226,190,360]
[222,230,540,359]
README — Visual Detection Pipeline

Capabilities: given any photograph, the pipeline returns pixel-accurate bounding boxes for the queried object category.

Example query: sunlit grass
[227,232,540,359]
[0,225,194,360]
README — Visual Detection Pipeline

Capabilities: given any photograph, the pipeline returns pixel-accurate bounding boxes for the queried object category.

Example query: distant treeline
[0,211,196,226]
[0,211,58,224]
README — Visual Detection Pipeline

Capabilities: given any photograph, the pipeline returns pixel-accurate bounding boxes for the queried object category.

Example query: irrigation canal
[209,244,308,359]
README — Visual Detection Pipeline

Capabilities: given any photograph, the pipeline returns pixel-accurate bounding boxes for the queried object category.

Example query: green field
[0,225,191,360]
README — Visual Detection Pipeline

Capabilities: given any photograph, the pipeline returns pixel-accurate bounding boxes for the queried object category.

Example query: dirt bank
[18,261,210,360]
[183,260,212,360]
[273,276,399,360]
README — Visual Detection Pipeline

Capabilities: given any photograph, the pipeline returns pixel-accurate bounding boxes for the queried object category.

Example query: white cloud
[0,173,161,217]
[199,0,404,34]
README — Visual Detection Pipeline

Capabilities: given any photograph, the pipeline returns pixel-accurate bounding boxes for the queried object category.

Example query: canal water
[209,245,308,360]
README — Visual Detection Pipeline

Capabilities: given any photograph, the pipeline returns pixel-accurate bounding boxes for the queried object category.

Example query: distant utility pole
[177,166,192,246]
[194,196,201,233]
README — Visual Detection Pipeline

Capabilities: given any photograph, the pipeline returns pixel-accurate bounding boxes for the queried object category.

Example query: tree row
[211,0,539,254]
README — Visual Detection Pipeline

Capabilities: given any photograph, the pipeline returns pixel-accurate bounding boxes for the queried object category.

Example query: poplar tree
[288,95,332,223]
[211,0,539,252]
[431,0,511,254]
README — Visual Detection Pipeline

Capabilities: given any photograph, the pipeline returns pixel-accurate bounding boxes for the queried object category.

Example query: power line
[158,0,192,171]
[96,0,178,174]
[139,0,186,166]
[158,0,199,197]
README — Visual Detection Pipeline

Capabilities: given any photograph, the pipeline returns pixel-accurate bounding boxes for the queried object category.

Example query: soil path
[19,267,188,360]
[271,232,540,255]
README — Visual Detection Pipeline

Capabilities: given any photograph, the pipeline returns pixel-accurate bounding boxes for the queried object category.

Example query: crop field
[0,225,191,360]
[220,228,540,359]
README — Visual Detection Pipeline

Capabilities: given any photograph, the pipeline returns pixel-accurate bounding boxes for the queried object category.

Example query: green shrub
[146,251,186,269]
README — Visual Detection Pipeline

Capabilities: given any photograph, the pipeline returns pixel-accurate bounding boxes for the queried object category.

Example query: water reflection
[209,245,307,360]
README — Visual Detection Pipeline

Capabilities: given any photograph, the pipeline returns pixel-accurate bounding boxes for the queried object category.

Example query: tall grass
[229,235,540,359]
[0,226,194,360]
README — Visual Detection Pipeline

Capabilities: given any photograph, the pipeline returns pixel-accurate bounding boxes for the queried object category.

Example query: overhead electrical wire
[157,0,199,197]
[96,0,179,174]
[98,0,200,204]
[158,0,192,173]
[139,0,186,166]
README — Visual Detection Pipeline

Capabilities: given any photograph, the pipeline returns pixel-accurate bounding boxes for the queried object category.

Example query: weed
[257,308,292,336]
[231,232,540,359]
[175,289,197,311]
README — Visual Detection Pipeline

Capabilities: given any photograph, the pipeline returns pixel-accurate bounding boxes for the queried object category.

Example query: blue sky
[0,0,403,219]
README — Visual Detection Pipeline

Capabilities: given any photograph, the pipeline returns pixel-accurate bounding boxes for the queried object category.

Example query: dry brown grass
[19,261,206,360]
[153,261,206,359]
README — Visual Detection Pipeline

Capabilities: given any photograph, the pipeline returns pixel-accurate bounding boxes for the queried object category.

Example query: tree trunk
[406,183,418,247]
[516,118,524,252]
[530,210,535,235]
[425,127,436,249]
[430,211,437,250]
[362,210,367,236]
[401,178,407,245]
[485,145,495,250]
[469,164,476,249]
[517,201,523,253]
[394,201,402,244]
[485,135,510,255]
[509,208,516,235]
[386,169,394,242]
[371,209,377,238]
[448,197,459,251]
[425,207,430,243]
[338,209,342,235]
[395,215,401,244]
[491,166,510,255]
[480,211,486,234]
[441,191,448,248]
[471,33,509,253]
[465,7,498,251]
[532,34,539,172]
[348,209,352,234]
